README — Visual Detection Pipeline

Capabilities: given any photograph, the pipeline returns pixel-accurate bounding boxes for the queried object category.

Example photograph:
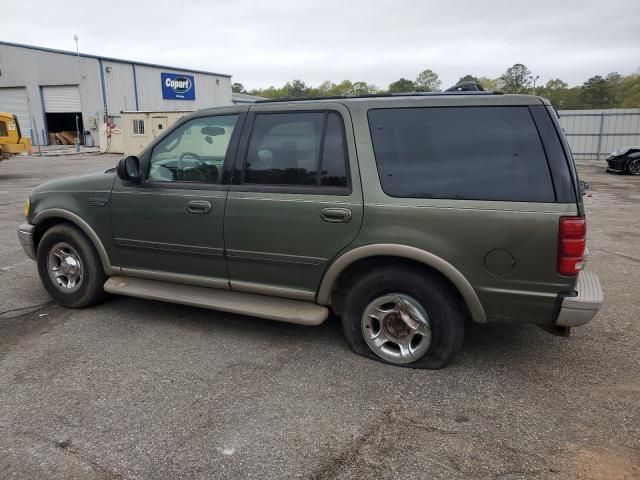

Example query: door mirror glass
[117,155,142,183]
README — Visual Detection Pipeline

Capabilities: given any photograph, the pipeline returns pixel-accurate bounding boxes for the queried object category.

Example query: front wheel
[36,223,108,308]
[341,266,465,369]
[627,158,640,176]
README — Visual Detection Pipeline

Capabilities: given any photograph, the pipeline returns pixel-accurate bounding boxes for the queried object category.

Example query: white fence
[558,109,640,160]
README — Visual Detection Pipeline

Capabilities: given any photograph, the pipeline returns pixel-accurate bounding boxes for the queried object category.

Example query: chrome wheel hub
[47,242,83,293]
[361,293,432,364]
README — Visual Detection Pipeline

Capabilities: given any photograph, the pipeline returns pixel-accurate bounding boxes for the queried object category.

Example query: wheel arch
[317,244,486,323]
[32,209,117,275]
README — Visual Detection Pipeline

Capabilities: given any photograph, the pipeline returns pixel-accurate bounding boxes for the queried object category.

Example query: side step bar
[104,276,328,326]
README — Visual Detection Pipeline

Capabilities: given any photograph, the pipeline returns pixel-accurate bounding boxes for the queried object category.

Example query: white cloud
[3,0,639,89]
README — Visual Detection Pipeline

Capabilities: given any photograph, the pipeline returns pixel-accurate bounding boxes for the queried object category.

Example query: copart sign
[161,72,196,100]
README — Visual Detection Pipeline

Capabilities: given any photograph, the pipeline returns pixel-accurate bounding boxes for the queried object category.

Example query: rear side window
[368,107,555,202]
[244,112,348,188]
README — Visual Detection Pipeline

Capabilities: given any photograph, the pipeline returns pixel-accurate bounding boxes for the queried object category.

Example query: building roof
[0,40,232,78]
[232,92,268,102]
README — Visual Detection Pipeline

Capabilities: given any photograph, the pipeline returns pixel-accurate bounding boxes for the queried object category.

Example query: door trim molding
[227,249,327,266]
[121,267,229,290]
[116,238,224,257]
[230,280,315,302]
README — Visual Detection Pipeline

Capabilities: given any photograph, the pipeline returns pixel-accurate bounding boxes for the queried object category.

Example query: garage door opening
[46,112,84,145]
[41,85,83,146]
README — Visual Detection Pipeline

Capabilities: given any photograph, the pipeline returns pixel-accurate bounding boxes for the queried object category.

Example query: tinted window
[321,113,348,187]
[148,115,238,184]
[244,112,348,188]
[368,107,555,202]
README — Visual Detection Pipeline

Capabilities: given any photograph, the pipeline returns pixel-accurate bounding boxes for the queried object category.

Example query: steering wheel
[178,152,205,182]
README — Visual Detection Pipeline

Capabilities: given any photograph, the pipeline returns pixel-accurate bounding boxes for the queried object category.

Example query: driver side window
[148,114,239,184]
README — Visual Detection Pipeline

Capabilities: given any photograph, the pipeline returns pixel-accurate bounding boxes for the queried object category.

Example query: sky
[3,0,640,90]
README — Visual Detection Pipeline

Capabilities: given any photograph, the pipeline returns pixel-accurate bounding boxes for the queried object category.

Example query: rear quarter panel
[344,98,579,325]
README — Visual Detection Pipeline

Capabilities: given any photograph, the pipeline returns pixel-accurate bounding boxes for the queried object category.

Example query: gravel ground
[0,154,638,479]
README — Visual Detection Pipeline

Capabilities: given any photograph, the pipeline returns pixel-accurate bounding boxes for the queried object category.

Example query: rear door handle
[186,200,211,214]
[320,207,352,223]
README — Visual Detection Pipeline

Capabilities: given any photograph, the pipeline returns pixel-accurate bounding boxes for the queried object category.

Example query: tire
[626,158,640,176]
[36,223,108,308]
[341,266,465,369]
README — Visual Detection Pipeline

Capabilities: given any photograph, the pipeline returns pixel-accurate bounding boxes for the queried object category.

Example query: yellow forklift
[0,112,32,160]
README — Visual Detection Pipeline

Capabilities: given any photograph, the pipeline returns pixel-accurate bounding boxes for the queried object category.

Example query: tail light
[558,217,586,276]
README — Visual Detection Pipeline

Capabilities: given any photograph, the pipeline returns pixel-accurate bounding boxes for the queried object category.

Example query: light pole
[73,34,81,151]
[532,75,540,96]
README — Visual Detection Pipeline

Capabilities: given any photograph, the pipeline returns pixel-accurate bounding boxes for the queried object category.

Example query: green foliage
[245,68,640,108]
[477,77,498,91]
[231,83,246,94]
[498,64,533,93]
[388,78,416,93]
[458,74,480,84]
[415,69,441,92]
[619,74,640,108]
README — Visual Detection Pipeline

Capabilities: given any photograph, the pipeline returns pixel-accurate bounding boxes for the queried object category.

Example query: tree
[538,79,569,107]
[352,81,377,95]
[387,78,415,93]
[477,77,498,91]
[231,83,246,94]
[457,74,479,84]
[545,79,568,90]
[498,64,533,93]
[580,75,612,108]
[619,74,640,107]
[415,69,441,92]
[606,72,625,106]
[281,79,308,98]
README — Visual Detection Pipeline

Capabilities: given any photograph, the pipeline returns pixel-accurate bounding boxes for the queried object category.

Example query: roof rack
[445,80,486,92]
[254,90,502,104]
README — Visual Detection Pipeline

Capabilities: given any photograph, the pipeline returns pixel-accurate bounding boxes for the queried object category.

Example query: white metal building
[0,41,232,147]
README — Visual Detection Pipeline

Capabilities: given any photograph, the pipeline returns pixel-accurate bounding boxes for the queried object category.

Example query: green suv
[17,92,603,368]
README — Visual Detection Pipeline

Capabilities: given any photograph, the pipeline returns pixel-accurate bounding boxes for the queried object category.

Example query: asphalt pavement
[0,154,638,479]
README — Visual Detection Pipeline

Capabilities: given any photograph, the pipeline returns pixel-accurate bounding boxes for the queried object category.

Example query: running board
[104,276,328,326]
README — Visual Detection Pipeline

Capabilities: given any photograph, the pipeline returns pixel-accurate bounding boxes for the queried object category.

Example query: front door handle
[186,200,211,214]
[320,207,352,223]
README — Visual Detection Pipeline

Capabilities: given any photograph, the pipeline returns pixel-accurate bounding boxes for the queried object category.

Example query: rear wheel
[341,266,465,369]
[627,158,640,176]
[37,223,108,308]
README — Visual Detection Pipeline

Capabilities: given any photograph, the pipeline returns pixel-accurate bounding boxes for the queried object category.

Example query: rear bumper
[555,271,603,327]
[17,223,36,261]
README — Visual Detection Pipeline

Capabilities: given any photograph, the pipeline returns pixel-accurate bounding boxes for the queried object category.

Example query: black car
[606,146,640,175]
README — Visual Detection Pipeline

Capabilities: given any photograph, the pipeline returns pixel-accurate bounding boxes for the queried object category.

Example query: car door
[110,109,246,287]
[224,102,363,300]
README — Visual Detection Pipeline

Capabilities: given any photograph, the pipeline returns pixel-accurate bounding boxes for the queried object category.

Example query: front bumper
[17,223,36,261]
[606,156,626,172]
[555,271,603,327]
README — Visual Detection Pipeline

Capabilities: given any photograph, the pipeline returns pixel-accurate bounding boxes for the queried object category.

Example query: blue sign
[161,72,196,100]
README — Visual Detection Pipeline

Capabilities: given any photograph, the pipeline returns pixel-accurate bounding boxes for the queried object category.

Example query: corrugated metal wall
[135,65,232,112]
[558,109,640,159]
[103,60,137,120]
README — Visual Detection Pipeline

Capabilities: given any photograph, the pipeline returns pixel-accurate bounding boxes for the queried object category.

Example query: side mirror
[116,156,142,183]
